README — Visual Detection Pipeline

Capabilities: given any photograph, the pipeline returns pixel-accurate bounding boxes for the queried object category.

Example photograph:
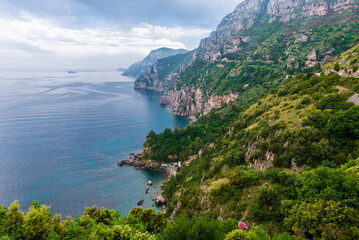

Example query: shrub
[129,208,167,234]
[299,95,311,105]
[327,106,359,141]
[334,62,340,71]
[284,199,359,239]
[257,184,279,206]
[224,229,248,240]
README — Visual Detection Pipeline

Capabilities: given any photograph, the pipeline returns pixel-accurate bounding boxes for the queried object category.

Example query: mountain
[122,47,187,77]
[136,0,359,118]
[143,43,359,238]
[134,52,191,91]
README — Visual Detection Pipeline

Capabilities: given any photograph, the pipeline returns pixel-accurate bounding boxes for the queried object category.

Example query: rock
[147,181,153,186]
[117,160,131,167]
[170,202,182,220]
[137,199,144,206]
[129,153,135,156]
[155,195,167,206]
[117,160,165,172]
[146,186,150,190]
[145,190,148,194]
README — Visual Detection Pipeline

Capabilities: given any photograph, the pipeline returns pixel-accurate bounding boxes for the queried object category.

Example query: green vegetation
[171,8,359,102]
[3,2,359,239]
[324,43,359,74]
[143,44,359,239]
[0,203,245,240]
[2,160,359,239]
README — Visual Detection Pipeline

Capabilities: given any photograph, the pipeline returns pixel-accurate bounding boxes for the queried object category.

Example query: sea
[0,70,188,217]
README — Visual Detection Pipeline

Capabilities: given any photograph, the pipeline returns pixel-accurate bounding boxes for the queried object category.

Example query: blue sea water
[0,70,188,217]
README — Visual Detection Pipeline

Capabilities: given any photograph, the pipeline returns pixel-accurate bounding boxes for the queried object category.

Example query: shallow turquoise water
[0,70,188,216]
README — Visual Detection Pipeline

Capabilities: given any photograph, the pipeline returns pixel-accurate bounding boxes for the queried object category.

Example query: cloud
[0,13,195,56]
[131,23,211,39]
[0,0,242,70]
[0,13,213,69]
[75,0,240,28]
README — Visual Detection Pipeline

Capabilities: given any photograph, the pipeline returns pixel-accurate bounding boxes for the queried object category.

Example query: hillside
[155,44,359,238]
[122,47,187,78]
[136,0,359,118]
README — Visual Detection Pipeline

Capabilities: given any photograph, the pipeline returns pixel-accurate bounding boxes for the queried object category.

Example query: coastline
[118,152,172,211]
[118,152,178,179]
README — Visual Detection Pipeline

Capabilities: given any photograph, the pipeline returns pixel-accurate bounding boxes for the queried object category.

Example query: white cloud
[0,13,211,69]
[131,23,211,39]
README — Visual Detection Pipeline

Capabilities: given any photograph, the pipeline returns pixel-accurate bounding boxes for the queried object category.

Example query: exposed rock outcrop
[324,68,359,78]
[155,196,167,206]
[117,160,166,172]
[160,87,238,117]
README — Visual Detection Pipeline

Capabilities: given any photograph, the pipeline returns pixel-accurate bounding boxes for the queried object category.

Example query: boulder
[147,181,153,186]
[137,199,144,206]
[155,195,167,206]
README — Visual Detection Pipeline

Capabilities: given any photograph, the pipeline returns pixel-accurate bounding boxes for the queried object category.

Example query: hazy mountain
[122,47,187,77]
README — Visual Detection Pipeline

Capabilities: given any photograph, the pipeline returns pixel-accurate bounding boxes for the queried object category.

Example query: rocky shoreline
[117,159,167,172]
[118,152,175,211]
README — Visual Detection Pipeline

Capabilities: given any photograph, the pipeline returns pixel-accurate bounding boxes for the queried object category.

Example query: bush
[257,184,279,206]
[225,229,248,240]
[327,106,359,141]
[299,95,311,105]
[334,62,340,71]
[284,199,359,239]
[129,208,167,234]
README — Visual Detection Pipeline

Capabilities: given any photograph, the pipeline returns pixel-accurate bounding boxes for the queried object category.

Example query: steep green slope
[141,44,359,238]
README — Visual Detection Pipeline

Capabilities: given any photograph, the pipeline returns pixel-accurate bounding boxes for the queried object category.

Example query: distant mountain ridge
[122,47,187,77]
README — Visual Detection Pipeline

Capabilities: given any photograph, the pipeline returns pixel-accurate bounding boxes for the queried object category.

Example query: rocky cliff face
[135,0,359,118]
[198,0,358,61]
[160,87,238,118]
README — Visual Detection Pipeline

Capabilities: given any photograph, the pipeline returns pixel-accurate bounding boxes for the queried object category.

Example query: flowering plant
[238,222,249,230]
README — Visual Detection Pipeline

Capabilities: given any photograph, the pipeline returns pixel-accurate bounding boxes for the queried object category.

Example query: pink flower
[238,222,249,230]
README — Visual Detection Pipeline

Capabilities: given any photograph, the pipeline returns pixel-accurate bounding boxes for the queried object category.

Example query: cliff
[135,0,359,118]
[156,44,359,224]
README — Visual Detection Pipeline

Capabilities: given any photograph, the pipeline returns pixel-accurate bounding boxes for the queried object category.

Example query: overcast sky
[0,0,240,71]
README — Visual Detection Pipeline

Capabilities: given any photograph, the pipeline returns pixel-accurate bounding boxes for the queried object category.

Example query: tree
[129,208,167,234]
[327,106,359,141]
[284,199,359,239]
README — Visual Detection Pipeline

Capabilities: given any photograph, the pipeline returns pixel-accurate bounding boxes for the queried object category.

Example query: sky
[0,0,240,71]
